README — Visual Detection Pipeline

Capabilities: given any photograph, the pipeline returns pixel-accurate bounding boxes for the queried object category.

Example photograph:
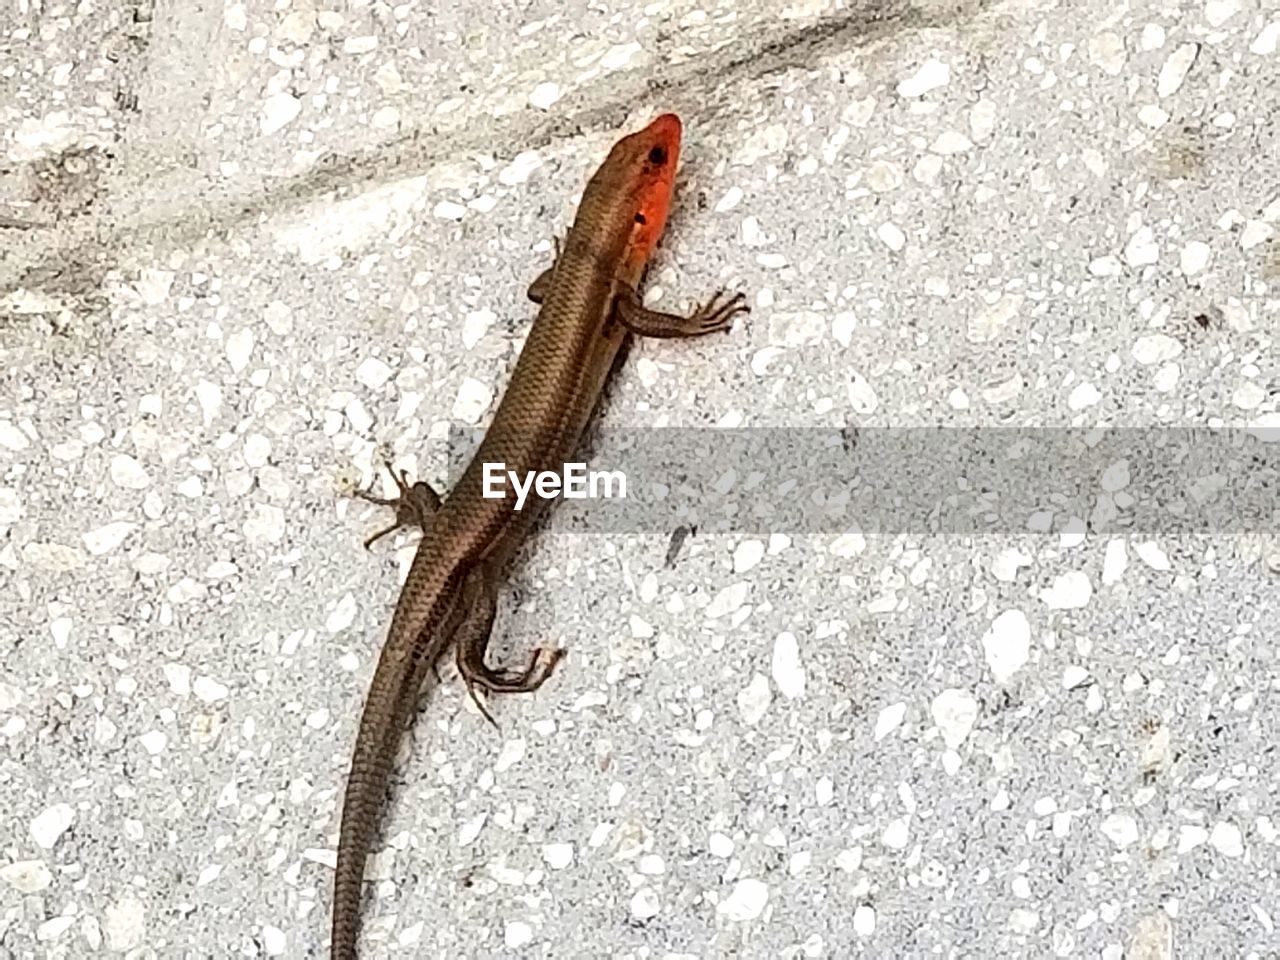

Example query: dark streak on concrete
[5,1,991,302]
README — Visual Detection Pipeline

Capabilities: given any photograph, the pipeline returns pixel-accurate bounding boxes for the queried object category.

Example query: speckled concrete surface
[3,0,1279,957]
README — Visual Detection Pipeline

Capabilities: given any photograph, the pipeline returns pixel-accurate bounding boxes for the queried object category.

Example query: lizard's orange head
[608,112,682,268]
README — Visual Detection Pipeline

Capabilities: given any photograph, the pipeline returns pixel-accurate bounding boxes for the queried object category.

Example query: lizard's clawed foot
[692,289,750,333]
[457,646,567,728]
[354,459,442,548]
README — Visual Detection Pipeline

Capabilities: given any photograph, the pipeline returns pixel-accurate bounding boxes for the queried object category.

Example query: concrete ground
[2,0,1279,957]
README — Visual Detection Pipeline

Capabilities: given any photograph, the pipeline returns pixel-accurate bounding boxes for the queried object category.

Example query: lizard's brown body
[331,113,747,959]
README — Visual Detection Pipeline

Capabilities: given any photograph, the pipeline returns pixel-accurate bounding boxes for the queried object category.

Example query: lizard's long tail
[331,553,464,960]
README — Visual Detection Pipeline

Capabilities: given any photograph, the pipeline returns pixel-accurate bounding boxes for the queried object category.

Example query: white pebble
[30,803,75,849]
[243,503,285,544]
[881,818,910,850]
[462,308,495,349]
[543,843,574,869]
[139,730,168,755]
[1041,571,1092,609]
[355,357,393,389]
[1132,334,1182,365]
[104,896,145,951]
[1102,540,1128,584]
[1135,541,1171,571]
[1179,240,1211,275]
[991,547,1031,582]
[342,36,378,54]
[260,92,302,136]
[371,106,400,129]
[193,676,229,703]
[1157,43,1199,97]
[1177,824,1208,853]
[897,58,950,97]
[854,904,876,936]
[226,328,254,373]
[452,377,493,424]
[263,925,287,956]
[734,124,789,166]
[498,150,543,186]
[134,268,174,305]
[326,593,358,634]
[930,688,978,749]
[279,11,316,44]
[771,632,806,699]
[601,41,643,71]
[1089,32,1127,75]
[1101,459,1130,492]
[242,434,271,468]
[505,920,535,947]
[224,3,247,30]
[931,130,973,155]
[1139,105,1170,129]
[706,582,749,618]
[829,532,866,557]
[1101,813,1139,848]
[110,454,150,490]
[196,380,222,425]
[433,200,465,221]
[457,812,487,846]
[969,99,997,140]
[1251,21,1280,56]
[815,778,834,807]
[83,522,136,556]
[847,373,879,414]
[864,160,903,192]
[1068,381,1101,410]
[0,860,52,893]
[1209,821,1244,857]
[1089,255,1122,277]
[877,221,906,252]
[1124,226,1159,266]
[1204,0,1241,28]
[968,293,1022,344]
[0,421,29,451]
[914,154,943,184]
[1062,665,1091,689]
[982,374,1023,404]
[982,609,1031,684]
[38,916,76,942]
[718,878,769,921]
[733,539,764,572]
[737,673,771,726]
[630,887,661,920]
[715,187,744,213]
[164,663,192,696]
[1233,381,1265,410]
[1241,220,1273,250]
[1152,362,1181,391]
[874,701,906,740]
[1250,412,1280,441]
[529,82,561,110]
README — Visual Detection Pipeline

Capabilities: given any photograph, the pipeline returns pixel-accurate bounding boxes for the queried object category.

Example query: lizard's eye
[647,145,668,165]
[634,212,647,224]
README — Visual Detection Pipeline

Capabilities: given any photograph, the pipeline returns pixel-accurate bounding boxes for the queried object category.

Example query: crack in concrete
[4,0,994,304]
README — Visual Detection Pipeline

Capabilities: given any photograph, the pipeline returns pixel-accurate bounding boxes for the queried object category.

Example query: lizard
[331,111,748,959]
